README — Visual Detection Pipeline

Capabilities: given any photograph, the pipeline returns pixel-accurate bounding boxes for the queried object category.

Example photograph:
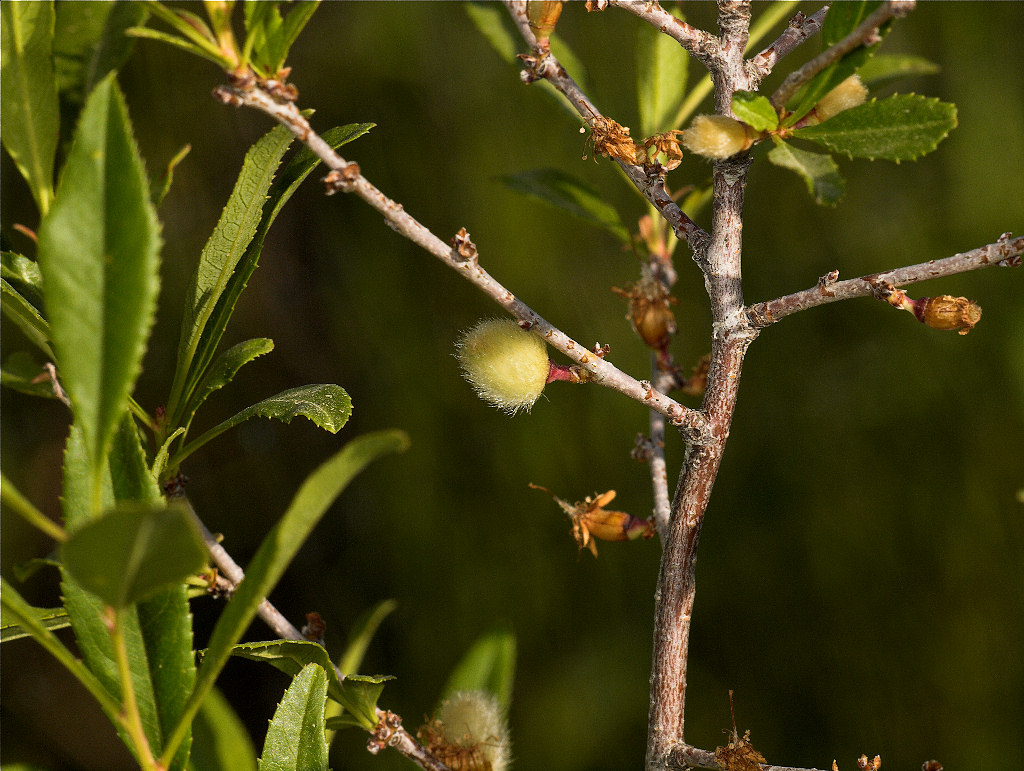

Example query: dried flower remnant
[879,286,982,335]
[417,690,511,771]
[581,114,640,164]
[714,692,767,771]
[612,274,678,352]
[639,130,688,171]
[529,483,654,557]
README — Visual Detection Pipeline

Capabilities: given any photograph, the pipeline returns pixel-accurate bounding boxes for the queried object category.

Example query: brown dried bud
[527,1,562,47]
[612,275,678,350]
[530,484,653,557]
[914,294,982,335]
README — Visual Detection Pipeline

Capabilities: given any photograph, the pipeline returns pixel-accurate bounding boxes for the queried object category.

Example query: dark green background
[2,3,1022,769]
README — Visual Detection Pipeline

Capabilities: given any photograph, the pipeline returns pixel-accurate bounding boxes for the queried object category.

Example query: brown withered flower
[612,274,678,351]
[582,115,640,165]
[913,294,982,335]
[530,483,654,557]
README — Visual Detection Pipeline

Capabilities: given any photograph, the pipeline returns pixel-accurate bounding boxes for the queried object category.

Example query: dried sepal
[612,274,678,351]
[714,728,767,771]
[530,483,654,557]
[877,284,982,335]
[581,115,640,165]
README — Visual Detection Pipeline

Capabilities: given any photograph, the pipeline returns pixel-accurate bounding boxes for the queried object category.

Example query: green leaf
[500,168,630,243]
[0,578,122,721]
[191,687,258,771]
[1,1,59,215]
[62,502,207,608]
[169,123,373,429]
[109,412,161,503]
[856,53,939,89]
[164,430,409,760]
[152,143,192,207]
[1,470,65,542]
[228,639,393,730]
[1,603,70,643]
[731,90,779,133]
[173,384,352,467]
[767,138,846,206]
[169,123,295,422]
[186,337,275,429]
[793,94,957,162]
[441,626,517,711]
[128,3,228,68]
[784,2,889,127]
[245,1,319,78]
[54,1,147,105]
[636,5,688,137]
[338,599,398,675]
[1,251,44,296]
[258,664,330,771]
[1,277,51,356]
[1,351,55,399]
[37,74,161,506]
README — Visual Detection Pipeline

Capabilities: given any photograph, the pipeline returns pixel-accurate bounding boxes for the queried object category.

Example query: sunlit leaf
[731,91,778,133]
[1,603,70,643]
[857,53,939,89]
[793,94,957,162]
[1,1,59,215]
[441,626,517,711]
[258,664,330,771]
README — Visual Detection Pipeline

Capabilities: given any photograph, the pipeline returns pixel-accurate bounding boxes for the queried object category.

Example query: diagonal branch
[769,0,915,110]
[745,234,1023,328]
[504,0,710,258]
[747,5,829,79]
[213,83,710,443]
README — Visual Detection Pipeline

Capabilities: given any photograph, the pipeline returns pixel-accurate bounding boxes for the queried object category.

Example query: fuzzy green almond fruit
[456,319,550,415]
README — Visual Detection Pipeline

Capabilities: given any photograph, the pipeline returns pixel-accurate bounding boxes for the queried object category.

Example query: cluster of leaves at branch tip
[417,690,511,771]
[530,483,653,557]
[456,319,551,415]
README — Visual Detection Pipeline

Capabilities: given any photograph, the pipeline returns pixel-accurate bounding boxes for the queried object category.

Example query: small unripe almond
[680,114,754,160]
[456,319,550,414]
[419,691,511,771]
[812,75,868,123]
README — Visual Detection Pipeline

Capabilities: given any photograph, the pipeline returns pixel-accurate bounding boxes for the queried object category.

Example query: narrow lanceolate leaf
[173,384,352,467]
[1,278,52,356]
[258,664,330,771]
[244,1,319,77]
[1,1,59,215]
[500,168,630,243]
[636,5,688,137]
[53,2,147,104]
[37,74,161,495]
[191,687,258,771]
[338,599,398,675]
[165,431,409,761]
[172,123,373,428]
[170,123,294,420]
[856,53,939,89]
[767,139,846,206]
[441,626,517,711]
[1,251,44,295]
[1,603,70,643]
[186,337,275,428]
[793,94,957,162]
[61,503,207,608]
[731,91,778,133]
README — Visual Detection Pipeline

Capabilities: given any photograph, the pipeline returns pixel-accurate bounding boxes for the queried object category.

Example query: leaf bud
[914,294,982,335]
[808,75,868,125]
[680,114,755,160]
[456,319,550,414]
[418,690,511,771]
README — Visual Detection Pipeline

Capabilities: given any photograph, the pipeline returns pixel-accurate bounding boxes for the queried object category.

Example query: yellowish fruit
[456,319,550,415]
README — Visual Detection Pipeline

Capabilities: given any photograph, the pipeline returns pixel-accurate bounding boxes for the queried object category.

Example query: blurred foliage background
[2,2,1022,769]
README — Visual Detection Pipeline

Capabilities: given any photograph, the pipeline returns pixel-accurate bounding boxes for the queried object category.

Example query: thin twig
[664,743,832,771]
[745,234,1023,328]
[213,83,710,443]
[504,0,710,256]
[770,0,915,110]
[747,5,829,78]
